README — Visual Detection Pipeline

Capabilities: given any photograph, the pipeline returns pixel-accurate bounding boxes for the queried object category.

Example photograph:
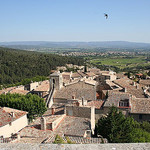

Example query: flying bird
[104,13,108,19]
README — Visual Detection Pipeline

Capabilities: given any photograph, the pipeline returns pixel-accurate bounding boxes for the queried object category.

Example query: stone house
[130,97,150,122]
[30,80,49,98]
[100,90,150,122]
[53,79,97,104]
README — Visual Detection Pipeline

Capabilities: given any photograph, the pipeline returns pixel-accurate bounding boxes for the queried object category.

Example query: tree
[0,47,84,86]
[96,106,150,143]
[53,135,65,144]
[53,135,75,144]
[0,93,47,121]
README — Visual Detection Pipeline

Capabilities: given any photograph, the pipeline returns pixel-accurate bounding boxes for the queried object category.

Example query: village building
[1,66,150,143]
[130,97,150,122]
[0,86,29,95]
[139,79,150,88]
[18,104,107,144]
[0,107,28,138]
[29,80,50,99]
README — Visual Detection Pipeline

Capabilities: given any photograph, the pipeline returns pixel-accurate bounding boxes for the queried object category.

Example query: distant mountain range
[0,41,150,49]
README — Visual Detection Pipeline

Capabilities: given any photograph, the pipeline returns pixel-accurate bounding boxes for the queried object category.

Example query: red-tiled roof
[136,73,143,76]
[0,87,16,95]
[0,107,28,127]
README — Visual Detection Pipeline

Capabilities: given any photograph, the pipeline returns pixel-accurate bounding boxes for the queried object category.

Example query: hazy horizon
[1,40,150,44]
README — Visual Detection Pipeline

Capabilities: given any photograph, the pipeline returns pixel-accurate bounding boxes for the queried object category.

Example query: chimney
[90,106,95,135]
[76,101,80,106]
[52,108,55,115]
[133,82,136,86]
[72,96,75,99]
[41,116,46,130]
[70,79,72,82]
[82,97,84,106]
[124,88,127,93]
[136,84,139,89]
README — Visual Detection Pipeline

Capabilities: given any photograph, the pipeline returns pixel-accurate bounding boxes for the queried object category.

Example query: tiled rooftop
[0,87,16,95]
[106,80,122,91]
[63,136,107,144]
[54,80,96,100]
[131,97,150,114]
[85,72,96,77]
[54,116,90,137]
[104,91,131,107]
[88,68,101,75]
[34,80,49,92]
[19,114,91,143]
[0,107,27,127]
[44,135,107,144]
[139,79,150,86]
[9,89,29,95]
[71,72,81,78]
[114,78,146,98]
[116,73,126,79]
[87,100,104,109]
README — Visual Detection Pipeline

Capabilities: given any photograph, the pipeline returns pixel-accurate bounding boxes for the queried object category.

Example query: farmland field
[90,56,150,71]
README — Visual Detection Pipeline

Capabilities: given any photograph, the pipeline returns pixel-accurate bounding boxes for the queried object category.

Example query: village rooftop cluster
[0,64,150,144]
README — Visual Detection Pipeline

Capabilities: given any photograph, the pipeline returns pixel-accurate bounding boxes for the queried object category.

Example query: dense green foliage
[53,135,66,144]
[96,106,150,143]
[53,135,75,144]
[0,47,84,85]
[0,93,47,121]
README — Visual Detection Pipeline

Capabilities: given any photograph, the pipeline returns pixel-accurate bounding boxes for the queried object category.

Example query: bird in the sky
[104,13,108,19]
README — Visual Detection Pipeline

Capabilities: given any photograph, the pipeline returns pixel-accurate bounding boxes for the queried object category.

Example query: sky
[0,0,150,43]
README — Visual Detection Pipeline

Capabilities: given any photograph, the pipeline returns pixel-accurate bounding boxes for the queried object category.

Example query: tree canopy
[0,93,47,121]
[0,47,84,85]
[96,106,150,143]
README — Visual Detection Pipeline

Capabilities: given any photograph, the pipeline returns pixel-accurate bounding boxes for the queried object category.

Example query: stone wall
[0,143,150,150]
[65,106,92,119]
[54,98,68,104]
[95,107,110,122]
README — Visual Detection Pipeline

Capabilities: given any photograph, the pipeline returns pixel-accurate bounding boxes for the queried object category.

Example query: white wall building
[0,107,28,138]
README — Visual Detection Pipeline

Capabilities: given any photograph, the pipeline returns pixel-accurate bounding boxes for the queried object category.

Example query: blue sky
[0,0,150,43]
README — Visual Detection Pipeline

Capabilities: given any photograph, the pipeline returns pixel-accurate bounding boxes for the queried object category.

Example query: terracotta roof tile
[9,89,29,95]
[0,107,28,127]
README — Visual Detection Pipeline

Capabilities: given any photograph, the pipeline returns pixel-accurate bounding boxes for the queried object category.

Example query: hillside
[0,47,84,85]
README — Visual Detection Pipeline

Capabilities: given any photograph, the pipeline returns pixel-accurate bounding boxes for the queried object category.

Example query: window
[139,114,143,120]
[119,100,129,107]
